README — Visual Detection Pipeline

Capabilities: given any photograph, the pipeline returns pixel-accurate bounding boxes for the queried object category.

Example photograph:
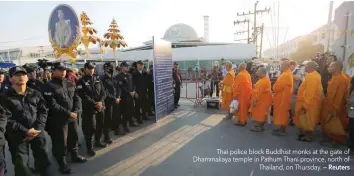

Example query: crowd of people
[0,60,183,176]
[220,57,354,156]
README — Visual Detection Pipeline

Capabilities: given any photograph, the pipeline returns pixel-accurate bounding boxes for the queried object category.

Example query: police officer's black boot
[58,157,72,174]
[114,125,126,135]
[124,124,130,133]
[95,140,108,148]
[104,132,113,144]
[71,152,88,163]
[86,138,96,156]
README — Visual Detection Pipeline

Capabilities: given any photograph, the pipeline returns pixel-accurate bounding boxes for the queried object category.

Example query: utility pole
[326,1,334,53]
[234,19,251,43]
[259,23,264,58]
[236,1,270,58]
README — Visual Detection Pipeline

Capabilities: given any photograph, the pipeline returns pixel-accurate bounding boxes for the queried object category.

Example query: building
[0,46,57,66]
[263,23,340,59]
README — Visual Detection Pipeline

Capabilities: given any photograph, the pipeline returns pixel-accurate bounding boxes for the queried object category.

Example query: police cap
[174,62,178,66]
[52,62,67,70]
[23,64,36,73]
[120,61,129,67]
[103,62,114,70]
[84,62,96,69]
[0,69,5,74]
[9,66,27,77]
[136,60,144,65]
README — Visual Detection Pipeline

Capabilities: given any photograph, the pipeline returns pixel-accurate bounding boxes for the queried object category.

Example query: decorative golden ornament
[80,11,101,59]
[103,18,127,58]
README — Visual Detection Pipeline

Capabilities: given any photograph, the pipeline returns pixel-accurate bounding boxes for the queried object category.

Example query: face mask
[108,69,114,74]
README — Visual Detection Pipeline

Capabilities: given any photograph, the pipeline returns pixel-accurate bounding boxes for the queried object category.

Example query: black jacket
[0,104,10,145]
[115,72,134,97]
[172,69,182,86]
[2,87,48,137]
[101,74,121,104]
[0,84,9,94]
[146,70,154,94]
[41,78,82,126]
[132,69,148,94]
[76,75,106,112]
[27,78,44,91]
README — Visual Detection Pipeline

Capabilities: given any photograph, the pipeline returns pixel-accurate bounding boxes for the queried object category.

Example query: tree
[289,39,324,63]
[103,18,127,57]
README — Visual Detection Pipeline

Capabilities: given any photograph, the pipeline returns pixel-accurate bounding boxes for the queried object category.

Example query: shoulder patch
[44,92,52,96]
[77,85,83,89]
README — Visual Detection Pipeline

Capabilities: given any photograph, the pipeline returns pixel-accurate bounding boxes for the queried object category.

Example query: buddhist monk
[233,63,252,126]
[221,61,235,119]
[294,61,324,142]
[250,67,272,132]
[272,60,294,136]
[321,61,350,147]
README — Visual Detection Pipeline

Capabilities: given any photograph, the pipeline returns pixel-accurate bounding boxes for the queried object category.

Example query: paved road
[4,99,354,176]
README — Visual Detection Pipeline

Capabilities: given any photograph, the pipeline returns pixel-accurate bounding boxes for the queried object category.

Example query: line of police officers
[0,60,154,176]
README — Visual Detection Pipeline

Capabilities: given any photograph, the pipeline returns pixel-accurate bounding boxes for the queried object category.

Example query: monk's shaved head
[304,61,318,73]
[239,63,247,70]
[280,60,290,72]
[256,67,267,78]
[328,60,344,74]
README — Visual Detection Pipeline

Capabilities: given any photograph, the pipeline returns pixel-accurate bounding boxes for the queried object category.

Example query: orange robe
[233,70,252,123]
[294,71,324,131]
[221,71,235,111]
[273,69,293,126]
[250,76,272,122]
[321,72,350,143]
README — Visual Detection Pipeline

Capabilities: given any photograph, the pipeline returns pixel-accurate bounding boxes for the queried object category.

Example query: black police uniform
[115,62,136,131]
[101,63,122,139]
[132,62,150,122]
[2,67,52,176]
[24,66,44,91]
[146,66,155,113]
[0,104,10,176]
[76,63,107,155]
[42,63,87,174]
[172,63,182,106]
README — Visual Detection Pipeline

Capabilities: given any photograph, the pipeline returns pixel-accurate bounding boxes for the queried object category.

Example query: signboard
[152,37,174,121]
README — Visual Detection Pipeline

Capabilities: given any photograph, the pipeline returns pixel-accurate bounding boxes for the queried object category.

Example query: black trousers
[0,145,5,176]
[6,133,51,176]
[120,94,134,125]
[104,102,115,139]
[349,118,354,150]
[148,88,155,112]
[48,120,79,161]
[112,103,122,129]
[174,85,181,105]
[82,110,104,148]
[135,92,149,120]
[210,81,219,97]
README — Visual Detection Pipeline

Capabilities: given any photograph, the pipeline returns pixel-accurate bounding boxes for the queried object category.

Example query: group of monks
[220,59,350,147]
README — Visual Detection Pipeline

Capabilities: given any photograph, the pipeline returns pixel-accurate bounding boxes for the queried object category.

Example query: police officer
[132,61,151,123]
[0,104,9,176]
[23,64,44,91]
[76,62,107,156]
[2,66,52,176]
[0,69,7,93]
[116,62,138,133]
[42,62,87,174]
[146,65,155,115]
[172,62,182,107]
[101,62,122,140]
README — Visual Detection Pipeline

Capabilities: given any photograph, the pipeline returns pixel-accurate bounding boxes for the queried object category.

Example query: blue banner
[152,37,174,122]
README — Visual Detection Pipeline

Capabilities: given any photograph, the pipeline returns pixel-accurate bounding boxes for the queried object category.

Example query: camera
[37,59,53,70]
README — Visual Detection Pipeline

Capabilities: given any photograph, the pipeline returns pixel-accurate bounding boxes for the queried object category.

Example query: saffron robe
[294,71,324,131]
[233,70,252,123]
[273,69,294,126]
[250,76,272,122]
[221,71,235,111]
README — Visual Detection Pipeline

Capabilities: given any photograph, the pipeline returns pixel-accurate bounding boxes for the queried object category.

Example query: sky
[0,0,345,51]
